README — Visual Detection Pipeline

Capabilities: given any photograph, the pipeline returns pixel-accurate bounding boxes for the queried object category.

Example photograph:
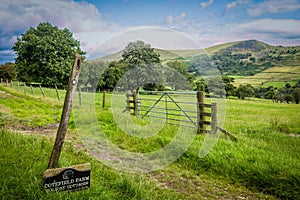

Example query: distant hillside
[94,39,300,88]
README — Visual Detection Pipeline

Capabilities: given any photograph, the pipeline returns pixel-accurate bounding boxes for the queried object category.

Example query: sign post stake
[48,54,82,169]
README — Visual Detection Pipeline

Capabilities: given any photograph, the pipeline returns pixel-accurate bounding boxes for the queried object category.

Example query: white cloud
[0,0,123,62]
[237,18,300,37]
[164,12,187,26]
[201,0,214,9]
[248,0,300,16]
[226,0,250,11]
[176,18,300,48]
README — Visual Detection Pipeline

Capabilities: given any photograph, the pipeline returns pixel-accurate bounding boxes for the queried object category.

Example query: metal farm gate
[126,90,218,134]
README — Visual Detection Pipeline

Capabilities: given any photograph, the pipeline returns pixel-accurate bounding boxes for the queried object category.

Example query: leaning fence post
[211,103,218,134]
[30,84,35,96]
[55,85,60,101]
[197,91,206,133]
[39,85,46,97]
[48,54,82,169]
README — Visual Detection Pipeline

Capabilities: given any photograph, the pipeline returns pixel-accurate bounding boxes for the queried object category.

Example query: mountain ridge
[94,39,300,88]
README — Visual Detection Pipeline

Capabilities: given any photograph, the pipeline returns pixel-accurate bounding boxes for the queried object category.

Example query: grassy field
[1,84,300,199]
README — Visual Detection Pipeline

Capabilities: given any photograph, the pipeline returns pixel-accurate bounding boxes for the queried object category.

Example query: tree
[121,41,162,91]
[292,88,300,104]
[166,61,195,85]
[222,76,236,97]
[207,76,226,98]
[236,84,255,100]
[79,60,107,90]
[13,22,85,88]
[193,78,207,92]
[122,40,160,69]
[0,63,17,81]
[98,61,123,91]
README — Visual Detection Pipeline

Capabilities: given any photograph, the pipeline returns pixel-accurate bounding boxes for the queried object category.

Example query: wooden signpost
[48,54,82,169]
[45,54,91,192]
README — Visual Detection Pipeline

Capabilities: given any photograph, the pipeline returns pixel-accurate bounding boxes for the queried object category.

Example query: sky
[1,0,300,63]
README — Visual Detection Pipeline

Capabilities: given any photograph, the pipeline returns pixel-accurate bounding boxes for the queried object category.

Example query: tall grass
[0,130,182,199]
[1,85,299,199]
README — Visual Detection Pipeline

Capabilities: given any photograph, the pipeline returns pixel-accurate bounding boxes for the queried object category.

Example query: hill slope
[94,40,300,87]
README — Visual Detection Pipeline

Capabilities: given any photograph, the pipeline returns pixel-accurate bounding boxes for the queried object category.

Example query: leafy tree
[292,88,300,104]
[98,61,123,91]
[222,76,236,97]
[122,40,160,69]
[121,41,162,91]
[79,60,107,90]
[193,78,207,92]
[0,63,17,81]
[166,61,195,85]
[12,22,85,88]
[207,76,226,98]
[236,84,255,100]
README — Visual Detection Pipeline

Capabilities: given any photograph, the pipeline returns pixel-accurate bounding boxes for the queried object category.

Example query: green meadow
[0,84,299,199]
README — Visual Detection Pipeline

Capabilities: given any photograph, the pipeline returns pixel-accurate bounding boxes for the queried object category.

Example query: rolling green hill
[94,40,300,88]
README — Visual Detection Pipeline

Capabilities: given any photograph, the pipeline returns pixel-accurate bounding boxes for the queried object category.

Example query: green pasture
[0,84,299,199]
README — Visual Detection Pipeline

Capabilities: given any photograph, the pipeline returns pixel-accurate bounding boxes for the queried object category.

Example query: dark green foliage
[98,61,123,91]
[292,88,300,104]
[122,40,160,69]
[193,78,207,92]
[12,22,85,88]
[79,60,107,90]
[0,62,17,80]
[121,41,162,91]
[236,84,255,100]
[166,61,195,84]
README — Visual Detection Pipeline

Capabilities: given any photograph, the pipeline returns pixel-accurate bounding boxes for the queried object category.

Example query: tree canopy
[121,40,162,91]
[0,63,17,81]
[12,22,85,88]
[122,40,160,69]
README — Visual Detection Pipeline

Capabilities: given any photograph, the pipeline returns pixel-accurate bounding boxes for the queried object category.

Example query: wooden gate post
[197,91,206,133]
[133,90,138,116]
[48,54,82,169]
[211,103,218,133]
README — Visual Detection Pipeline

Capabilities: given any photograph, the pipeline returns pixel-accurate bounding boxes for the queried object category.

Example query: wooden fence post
[133,90,138,116]
[197,91,206,134]
[48,54,82,169]
[6,79,9,87]
[102,91,106,108]
[17,81,20,91]
[55,85,60,101]
[39,85,46,97]
[24,83,27,95]
[211,103,218,133]
[30,84,35,96]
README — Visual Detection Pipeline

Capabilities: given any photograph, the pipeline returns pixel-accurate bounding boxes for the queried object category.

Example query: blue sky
[1,0,300,63]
